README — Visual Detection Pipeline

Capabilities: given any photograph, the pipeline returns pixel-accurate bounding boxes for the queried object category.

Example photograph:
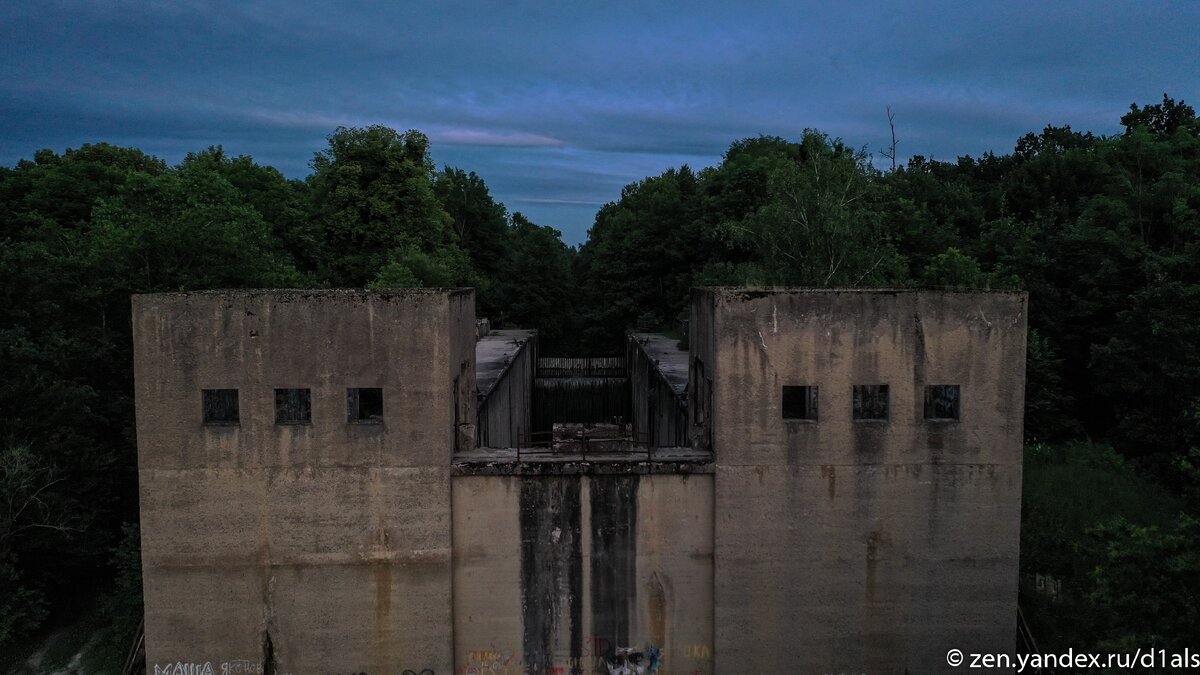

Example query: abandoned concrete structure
[134,287,1027,675]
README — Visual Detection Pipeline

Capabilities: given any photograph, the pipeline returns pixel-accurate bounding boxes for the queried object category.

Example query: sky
[1,1,1197,245]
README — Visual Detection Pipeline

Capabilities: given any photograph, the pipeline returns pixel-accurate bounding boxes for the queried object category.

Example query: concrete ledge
[451,448,714,475]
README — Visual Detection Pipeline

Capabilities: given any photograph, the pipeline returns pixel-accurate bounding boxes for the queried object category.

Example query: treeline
[1,96,1198,659]
[576,95,1200,470]
[0,127,574,659]
[572,94,1200,651]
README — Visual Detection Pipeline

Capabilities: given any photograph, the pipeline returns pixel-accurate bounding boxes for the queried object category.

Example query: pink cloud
[429,127,566,148]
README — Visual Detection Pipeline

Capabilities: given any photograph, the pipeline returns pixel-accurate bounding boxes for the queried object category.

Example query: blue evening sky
[1,1,1197,245]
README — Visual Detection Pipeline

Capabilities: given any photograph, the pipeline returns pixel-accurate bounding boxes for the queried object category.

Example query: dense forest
[2,96,1198,667]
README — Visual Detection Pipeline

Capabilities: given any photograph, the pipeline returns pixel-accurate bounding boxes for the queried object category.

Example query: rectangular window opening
[853,384,889,420]
[347,387,383,423]
[202,388,239,425]
[275,388,312,424]
[925,384,961,421]
[782,385,818,421]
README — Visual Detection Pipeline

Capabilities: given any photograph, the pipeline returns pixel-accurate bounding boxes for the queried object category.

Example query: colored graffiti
[604,644,660,675]
[462,637,703,675]
[462,644,518,675]
[681,644,711,659]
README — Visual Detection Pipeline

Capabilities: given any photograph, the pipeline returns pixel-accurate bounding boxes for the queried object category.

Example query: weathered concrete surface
[628,334,688,395]
[135,287,1027,675]
[475,330,537,448]
[628,334,690,448]
[697,288,1027,674]
[451,446,714,475]
[451,474,713,675]
[476,330,537,399]
[688,294,717,454]
[134,289,473,674]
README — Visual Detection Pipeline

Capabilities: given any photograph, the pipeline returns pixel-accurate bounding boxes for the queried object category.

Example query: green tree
[0,145,168,650]
[0,145,305,652]
[879,156,977,277]
[435,167,509,261]
[87,165,300,293]
[576,166,702,351]
[309,126,460,286]
[918,247,990,287]
[1085,515,1200,651]
[493,213,576,350]
[370,244,472,289]
[182,146,321,278]
[720,130,904,286]
[0,441,81,646]
[1121,94,1196,138]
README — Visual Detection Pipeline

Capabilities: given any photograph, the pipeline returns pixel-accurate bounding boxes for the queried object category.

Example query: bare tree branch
[879,107,900,172]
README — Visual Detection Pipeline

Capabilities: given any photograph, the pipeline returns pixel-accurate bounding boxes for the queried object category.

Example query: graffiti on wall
[153,662,435,675]
[154,663,294,675]
[154,664,214,675]
[462,645,518,674]
[681,644,711,659]
[324,671,433,675]
[460,639,677,675]
[604,644,660,675]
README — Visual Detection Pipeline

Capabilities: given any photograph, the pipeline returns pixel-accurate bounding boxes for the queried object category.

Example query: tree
[370,244,472,289]
[309,126,460,286]
[182,147,321,278]
[87,165,301,293]
[0,146,170,648]
[0,147,307,652]
[1121,94,1198,138]
[492,213,576,350]
[1085,515,1200,651]
[0,441,82,646]
[918,247,991,288]
[576,166,702,351]
[720,130,904,286]
[435,169,509,274]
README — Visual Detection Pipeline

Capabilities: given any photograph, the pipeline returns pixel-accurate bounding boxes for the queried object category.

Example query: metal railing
[1016,605,1052,674]
[537,356,626,377]
[515,428,654,462]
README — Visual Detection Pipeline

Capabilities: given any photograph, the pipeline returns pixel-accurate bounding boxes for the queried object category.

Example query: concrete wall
[451,291,479,453]
[452,474,714,675]
[135,287,1026,675]
[476,332,537,449]
[700,289,1027,674]
[688,293,717,454]
[135,289,474,675]
[628,338,689,448]
[533,359,630,434]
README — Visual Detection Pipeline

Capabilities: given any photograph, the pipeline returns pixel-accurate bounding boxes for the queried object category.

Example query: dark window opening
[346,387,383,423]
[853,384,889,420]
[782,385,818,421]
[925,384,960,421]
[274,388,312,424]
[202,388,239,425]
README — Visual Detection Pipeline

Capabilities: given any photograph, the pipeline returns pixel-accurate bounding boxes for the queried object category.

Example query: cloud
[1,0,1198,245]
[428,128,566,148]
